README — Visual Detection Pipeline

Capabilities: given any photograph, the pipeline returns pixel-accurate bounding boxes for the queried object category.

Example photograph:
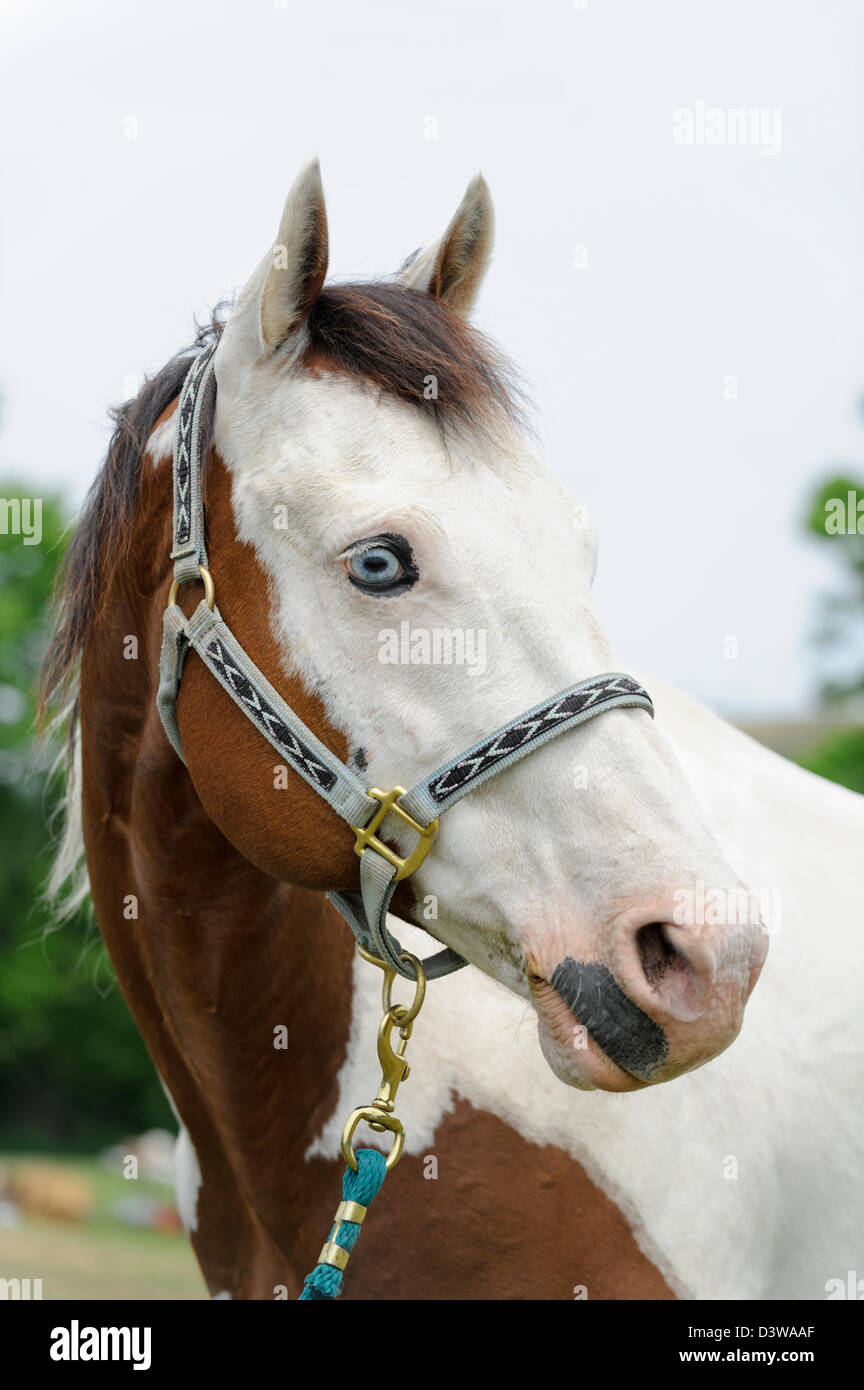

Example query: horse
[41,161,863,1301]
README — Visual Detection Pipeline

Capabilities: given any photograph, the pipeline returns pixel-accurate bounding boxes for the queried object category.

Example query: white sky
[1,0,862,715]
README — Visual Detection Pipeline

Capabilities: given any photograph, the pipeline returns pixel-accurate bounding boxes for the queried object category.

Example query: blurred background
[0,0,862,1297]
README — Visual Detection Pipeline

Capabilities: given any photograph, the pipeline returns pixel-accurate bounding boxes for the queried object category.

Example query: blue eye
[347,545,403,586]
[344,533,418,594]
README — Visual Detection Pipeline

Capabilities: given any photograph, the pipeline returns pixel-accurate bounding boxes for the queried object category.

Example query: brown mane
[39,311,225,720]
[40,281,525,718]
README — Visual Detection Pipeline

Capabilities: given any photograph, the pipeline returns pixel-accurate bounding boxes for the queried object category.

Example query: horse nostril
[634,920,704,1020]
[636,921,682,988]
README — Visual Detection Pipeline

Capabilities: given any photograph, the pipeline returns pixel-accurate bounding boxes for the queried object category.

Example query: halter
[156,344,655,982]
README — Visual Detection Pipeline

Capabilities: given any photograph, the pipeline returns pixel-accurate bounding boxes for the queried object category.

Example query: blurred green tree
[0,484,170,1151]
[803,473,864,704]
[799,471,864,793]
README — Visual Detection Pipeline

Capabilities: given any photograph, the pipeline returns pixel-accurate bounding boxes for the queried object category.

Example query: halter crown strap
[157,349,654,980]
[170,344,216,581]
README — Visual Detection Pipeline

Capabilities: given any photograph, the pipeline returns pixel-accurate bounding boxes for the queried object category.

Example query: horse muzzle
[527,903,769,1091]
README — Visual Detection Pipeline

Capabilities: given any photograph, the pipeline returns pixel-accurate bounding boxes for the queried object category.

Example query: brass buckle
[350,786,438,882]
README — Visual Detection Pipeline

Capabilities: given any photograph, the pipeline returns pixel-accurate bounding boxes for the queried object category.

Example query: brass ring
[381,951,426,1026]
[168,564,215,612]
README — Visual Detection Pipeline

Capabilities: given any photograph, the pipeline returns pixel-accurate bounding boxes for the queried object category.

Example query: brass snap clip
[340,947,427,1172]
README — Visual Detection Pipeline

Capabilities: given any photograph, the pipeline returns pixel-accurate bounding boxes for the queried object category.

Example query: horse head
[157,161,768,1095]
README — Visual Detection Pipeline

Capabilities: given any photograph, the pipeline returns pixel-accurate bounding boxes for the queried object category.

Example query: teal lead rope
[299,945,425,1300]
[298,1149,388,1300]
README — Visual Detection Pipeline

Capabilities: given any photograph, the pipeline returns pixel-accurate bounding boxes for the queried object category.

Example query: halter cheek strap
[157,348,655,980]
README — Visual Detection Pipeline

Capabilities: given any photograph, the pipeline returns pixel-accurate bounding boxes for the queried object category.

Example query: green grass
[1,1220,207,1300]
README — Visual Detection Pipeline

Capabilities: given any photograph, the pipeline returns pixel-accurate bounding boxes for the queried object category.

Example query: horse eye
[344,534,417,594]
[347,544,403,585]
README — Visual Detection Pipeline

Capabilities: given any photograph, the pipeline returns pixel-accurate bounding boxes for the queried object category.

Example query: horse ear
[260,159,329,349]
[397,174,494,317]
[218,161,328,385]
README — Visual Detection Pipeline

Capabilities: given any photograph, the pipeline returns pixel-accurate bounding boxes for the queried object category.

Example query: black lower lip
[549,958,668,1080]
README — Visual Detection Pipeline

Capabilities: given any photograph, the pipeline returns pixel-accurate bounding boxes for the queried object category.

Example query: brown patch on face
[168,447,362,891]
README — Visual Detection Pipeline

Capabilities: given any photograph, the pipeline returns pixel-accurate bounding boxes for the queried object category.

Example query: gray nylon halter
[156,344,655,980]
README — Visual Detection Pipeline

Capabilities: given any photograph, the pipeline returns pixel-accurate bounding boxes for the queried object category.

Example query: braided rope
[298,1149,387,1300]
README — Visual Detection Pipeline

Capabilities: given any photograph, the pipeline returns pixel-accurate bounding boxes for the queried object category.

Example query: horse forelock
[300,281,528,440]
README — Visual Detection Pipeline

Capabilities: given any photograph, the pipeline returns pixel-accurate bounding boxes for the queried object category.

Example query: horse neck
[78,443,355,1234]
